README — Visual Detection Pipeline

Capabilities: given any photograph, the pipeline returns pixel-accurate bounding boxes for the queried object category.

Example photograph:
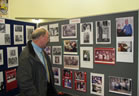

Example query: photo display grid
[96,20,111,44]
[49,23,59,42]
[116,16,134,63]
[90,73,104,96]
[52,46,62,65]
[109,76,132,95]
[7,47,18,68]
[63,55,79,70]
[61,24,77,39]
[74,71,87,92]
[80,47,93,68]
[26,26,34,43]
[14,25,24,45]
[80,22,93,45]
[52,67,61,86]
[94,48,115,64]
[0,23,11,45]
[62,69,72,89]
[0,49,4,65]
[0,71,4,92]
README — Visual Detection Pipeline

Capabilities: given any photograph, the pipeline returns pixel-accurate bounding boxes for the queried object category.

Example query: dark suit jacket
[16,40,57,96]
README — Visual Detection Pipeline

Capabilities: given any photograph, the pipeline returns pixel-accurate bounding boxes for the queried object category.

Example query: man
[122,19,132,36]
[16,28,57,96]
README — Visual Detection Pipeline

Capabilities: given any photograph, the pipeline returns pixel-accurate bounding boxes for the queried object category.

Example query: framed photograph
[109,76,132,95]
[62,69,72,89]
[90,73,104,96]
[0,49,4,65]
[14,25,24,45]
[80,22,93,45]
[52,67,61,86]
[80,47,93,68]
[94,48,115,64]
[5,69,17,92]
[52,46,62,65]
[74,71,87,92]
[63,40,78,54]
[7,47,18,68]
[61,24,77,38]
[49,23,59,42]
[26,26,34,43]
[0,24,11,45]
[116,17,133,37]
[64,55,79,70]
[0,71,4,92]
[96,20,111,44]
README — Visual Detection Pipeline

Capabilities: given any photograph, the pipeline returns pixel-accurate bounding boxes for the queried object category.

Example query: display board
[0,18,36,96]
[39,10,139,96]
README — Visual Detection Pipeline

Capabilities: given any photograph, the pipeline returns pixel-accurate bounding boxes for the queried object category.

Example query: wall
[9,0,139,19]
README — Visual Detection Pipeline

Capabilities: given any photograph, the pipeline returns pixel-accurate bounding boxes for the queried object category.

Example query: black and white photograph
[90,73,104,96]
[26,26,34,42]
[109,76,132,95]
[0,49,3,65]
[0,24,11,45]
[7,47,18,68]
[96,20,111,44]
[64,55,79,70]
[80,47,93,68]
[64,40,78,54]
[52,67,61,86]
[0,23,5,33]
[80,22,93,45]
[4,34,11,45]
[52,46,62,65]
[14,25,24,45]
[49,23,59,42]
[0,71,4,92]
[61,24,77,38]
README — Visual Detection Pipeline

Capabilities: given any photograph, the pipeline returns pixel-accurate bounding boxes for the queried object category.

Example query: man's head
[31,28,50,48]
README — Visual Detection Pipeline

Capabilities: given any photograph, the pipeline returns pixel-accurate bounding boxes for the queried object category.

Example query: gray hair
[31,28,47,40]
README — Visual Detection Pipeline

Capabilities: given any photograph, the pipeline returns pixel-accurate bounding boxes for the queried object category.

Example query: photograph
[80,47,93,68]
[94,48,115,64]
[109,76,132,95]
[4,34,11,44]
[0,23,5,33]
[75,81,86,92]
[75,71,86,81]
[49,23,59,42]
[0,71,4,92]
[64,55,79,70]
[0,50,3,65]
[14,25,24,45]
[63,69,72,78]
[7,47,18,68]
[80,22,93,45]
[44,46,51,59]
[116,17,134,37]
[61,24,77,38]
[0,24,11,45]
[96,20,111,44]
[90,73,104,96]
[118,41,132,52]
[52,67,61,86]
[26,26,34,42]
[64,40,78,54]
[52,46,62,65]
